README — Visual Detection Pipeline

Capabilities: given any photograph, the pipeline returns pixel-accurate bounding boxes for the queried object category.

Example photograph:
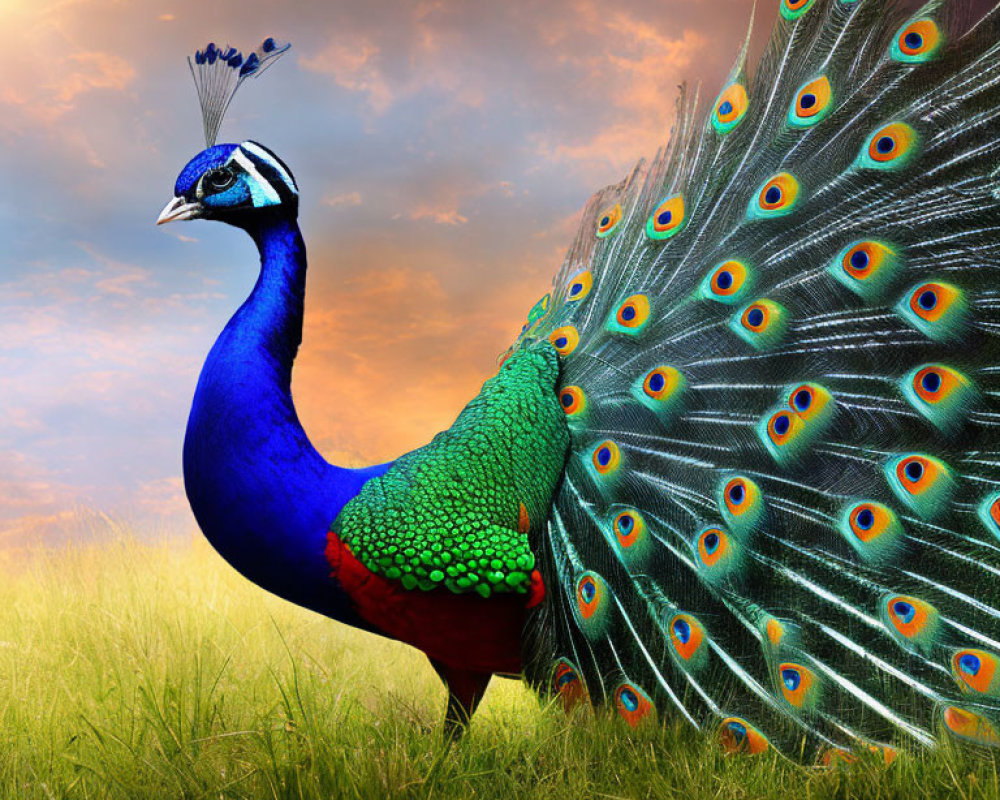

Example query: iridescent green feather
[333,343,568,597]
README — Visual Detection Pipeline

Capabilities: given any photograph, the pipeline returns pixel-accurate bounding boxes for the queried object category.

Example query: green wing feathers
[333,345,569,597]
[520,0,1000,760]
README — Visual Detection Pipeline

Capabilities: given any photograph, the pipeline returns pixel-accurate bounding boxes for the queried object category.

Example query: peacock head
[157,140,299,227]
[158,38,295,228]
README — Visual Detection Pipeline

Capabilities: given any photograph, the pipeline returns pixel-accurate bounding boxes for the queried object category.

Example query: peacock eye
[206,167,236,191]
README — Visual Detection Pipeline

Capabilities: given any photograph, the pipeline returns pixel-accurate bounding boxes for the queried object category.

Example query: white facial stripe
[230,148,281,206]
[243,141,298,195]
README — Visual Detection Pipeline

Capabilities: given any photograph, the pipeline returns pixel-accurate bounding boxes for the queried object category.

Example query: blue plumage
[172,144,236,196]
[182,213,390,623]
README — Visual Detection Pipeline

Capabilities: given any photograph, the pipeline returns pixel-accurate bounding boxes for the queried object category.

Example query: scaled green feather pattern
[332,343,569,597]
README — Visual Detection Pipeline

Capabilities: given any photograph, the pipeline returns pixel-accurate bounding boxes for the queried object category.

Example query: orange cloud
[292,234,553,466]
[534,7,709,176]
[50,52,136,104]
[300,39,394,113]
[405,204,469,225]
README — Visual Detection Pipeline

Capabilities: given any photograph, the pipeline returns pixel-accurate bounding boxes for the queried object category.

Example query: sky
[3,0,971,549]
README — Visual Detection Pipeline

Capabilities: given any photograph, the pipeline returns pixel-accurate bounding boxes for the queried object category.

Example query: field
[1,532,1000,799]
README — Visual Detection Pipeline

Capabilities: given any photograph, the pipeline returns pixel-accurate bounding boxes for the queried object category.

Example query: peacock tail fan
[519,0,1000,760]
[188,37,291,147]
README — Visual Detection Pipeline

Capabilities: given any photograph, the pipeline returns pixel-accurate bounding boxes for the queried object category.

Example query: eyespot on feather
[700,260,752,304]
[786,383,834,424]
[574,571,610,638]
[697,527,729,567]
[566,270,593,302]
[614,682,655,727]
[777,662,820,710]
[757,408,809,464]
[891,19,943,63]
[591,440,621,474]
[748,172,801,220]
[978,492,1000,542]
[847,502,899,544]
[596,204,623,238]
[608,294,652,335]
[855,122,918,170]
[900,363,978,433]
[731,299,788,350]
[613,509,645,549]
[839,501,905,563]
[576,574,600,618]
[897,281,967,342]
[718,475,764,536]
[668,612,708,671]
[828,240,900,301]
[609,507,653,568]
[632,365,686,423]
[951,649,1000,696]
[551,658,588,708]
[884,453,954,520]
[766,410,804,448]
[943,707,1000,747]
[646,195,686,240]
[559,385,587,417]
[584,440,623,495]
[695,527,742,583]
[642,366,682,400]
[781,0,817,20]
[881,594,940,654]
[719,717,770,755]
[788,76,833,128]
[586,441,622,493]
[548,326,579,356]
[712,83,749,133]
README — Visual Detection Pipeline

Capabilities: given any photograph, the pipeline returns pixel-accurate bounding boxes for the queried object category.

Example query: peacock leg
[428,658,492,741]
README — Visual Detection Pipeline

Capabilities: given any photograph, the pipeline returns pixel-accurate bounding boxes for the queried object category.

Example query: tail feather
[520,0,1000,760]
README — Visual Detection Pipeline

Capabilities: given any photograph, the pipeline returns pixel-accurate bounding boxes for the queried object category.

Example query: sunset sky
[8,0,952,548]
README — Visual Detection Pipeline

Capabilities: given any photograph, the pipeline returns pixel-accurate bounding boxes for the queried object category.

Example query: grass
[1,533,999,799]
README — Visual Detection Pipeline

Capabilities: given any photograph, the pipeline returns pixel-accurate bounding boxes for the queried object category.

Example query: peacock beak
[157,196,203,225]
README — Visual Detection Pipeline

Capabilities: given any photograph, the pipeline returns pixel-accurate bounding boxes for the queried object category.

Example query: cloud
[531,9,709,175]
[50,52,136,105]
[404,204,468,225]
[134,477,188,516]
[300,38,394,113]
[323,191,363,208]
[1,47,136,134]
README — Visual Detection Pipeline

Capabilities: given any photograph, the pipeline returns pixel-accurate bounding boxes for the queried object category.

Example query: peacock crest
[188,37,290,146]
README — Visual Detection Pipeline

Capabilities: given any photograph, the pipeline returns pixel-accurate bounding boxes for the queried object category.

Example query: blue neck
[183,212,389,624]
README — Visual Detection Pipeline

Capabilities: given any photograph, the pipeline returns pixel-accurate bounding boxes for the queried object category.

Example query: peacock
[158,0,1000,761]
